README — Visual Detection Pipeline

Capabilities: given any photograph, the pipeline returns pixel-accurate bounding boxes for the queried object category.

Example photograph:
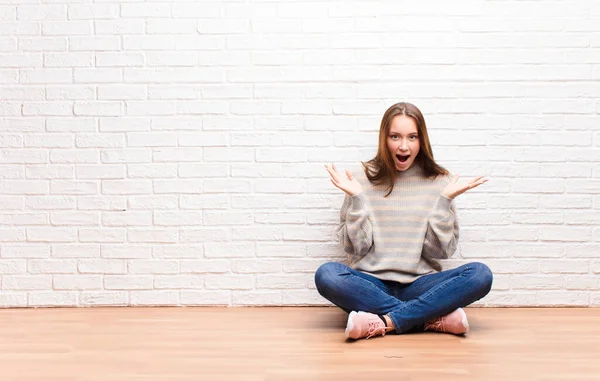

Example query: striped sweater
[335,163,459,284]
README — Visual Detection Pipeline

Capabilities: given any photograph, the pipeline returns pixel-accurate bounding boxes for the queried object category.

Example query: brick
[205,275,252,290]
[127,229,178,243]
[50,211,98,226]
[0,260,27,273]
[81,292,128,306]
[232,291,281,306]
[130,291,179,306]
[101,211,152,227]
[128,196,177,210]
[78,228,126,243]
[53,275,101,290]
[154,275,203,289]
[154,245,204,259]
[29,292,77,307]
[3,275,51,290]
[181,291,230,306]
[181,259,229,273]
[179,194,229,209]
[101,245,151,259]
[104,275,152,290]
[129,260,178,274]
[179,229,230,243]
[78,260,126,274]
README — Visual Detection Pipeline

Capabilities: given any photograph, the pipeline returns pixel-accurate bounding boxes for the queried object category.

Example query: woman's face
[387,115,420,172]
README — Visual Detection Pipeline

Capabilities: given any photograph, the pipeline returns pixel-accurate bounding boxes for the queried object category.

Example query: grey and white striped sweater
[335,163,459,284]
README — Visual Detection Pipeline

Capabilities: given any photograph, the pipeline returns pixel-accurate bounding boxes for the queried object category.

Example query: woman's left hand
[442,175,488,199]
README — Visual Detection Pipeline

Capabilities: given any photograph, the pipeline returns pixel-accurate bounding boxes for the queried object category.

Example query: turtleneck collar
[396,162,424,179]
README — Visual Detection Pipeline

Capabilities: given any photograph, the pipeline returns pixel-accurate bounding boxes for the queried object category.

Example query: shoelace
[365,319,387,339]
[424,317,445,332]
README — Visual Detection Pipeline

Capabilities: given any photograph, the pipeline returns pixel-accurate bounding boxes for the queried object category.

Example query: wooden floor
[0,307,599,381]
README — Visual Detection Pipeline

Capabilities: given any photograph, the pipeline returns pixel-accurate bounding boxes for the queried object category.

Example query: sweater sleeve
[335,192,374,263]
[422,195,459,260]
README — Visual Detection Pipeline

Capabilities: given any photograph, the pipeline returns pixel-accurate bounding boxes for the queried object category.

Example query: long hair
[361,102,448,197]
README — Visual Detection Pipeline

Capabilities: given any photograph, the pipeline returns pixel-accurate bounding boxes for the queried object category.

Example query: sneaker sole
[344,311,357,339]
[457,308,470,334]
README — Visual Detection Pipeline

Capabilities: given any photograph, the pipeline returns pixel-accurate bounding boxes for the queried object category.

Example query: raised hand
[325,163,363,197]
[442,174,488,200]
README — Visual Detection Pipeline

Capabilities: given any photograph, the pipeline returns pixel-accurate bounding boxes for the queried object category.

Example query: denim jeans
[314,261,493,333]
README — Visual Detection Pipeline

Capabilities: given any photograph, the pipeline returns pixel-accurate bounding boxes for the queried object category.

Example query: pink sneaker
[345,311,388,340]
[424,308,469,335]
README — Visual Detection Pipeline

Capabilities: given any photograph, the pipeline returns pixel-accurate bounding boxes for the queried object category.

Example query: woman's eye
[391,135,398,139]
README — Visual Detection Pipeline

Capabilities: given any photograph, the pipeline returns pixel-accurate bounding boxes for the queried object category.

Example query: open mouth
[396,154,410,164]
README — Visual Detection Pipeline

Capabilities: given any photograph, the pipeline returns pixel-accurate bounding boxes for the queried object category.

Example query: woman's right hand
[325,163,363,197]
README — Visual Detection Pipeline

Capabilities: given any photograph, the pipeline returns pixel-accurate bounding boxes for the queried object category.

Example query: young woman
[315,102,493,340]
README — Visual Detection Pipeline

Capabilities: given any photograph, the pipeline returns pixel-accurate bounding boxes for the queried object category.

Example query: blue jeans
[314,261,493,333]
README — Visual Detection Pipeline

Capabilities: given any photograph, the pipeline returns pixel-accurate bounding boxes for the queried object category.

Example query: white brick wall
[1,0,599,308]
